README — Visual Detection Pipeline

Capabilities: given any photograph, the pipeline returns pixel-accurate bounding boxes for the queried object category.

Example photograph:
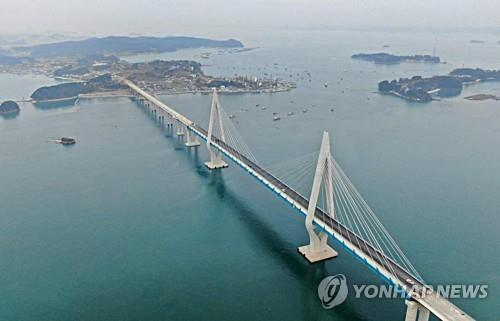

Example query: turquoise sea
[1,30,499,321]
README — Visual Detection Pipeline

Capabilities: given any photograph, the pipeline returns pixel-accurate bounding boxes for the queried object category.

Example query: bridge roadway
[124,79,475,321]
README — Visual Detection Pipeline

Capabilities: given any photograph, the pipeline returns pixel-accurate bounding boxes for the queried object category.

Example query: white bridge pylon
[298,131,338,263]
[205,88,229,169]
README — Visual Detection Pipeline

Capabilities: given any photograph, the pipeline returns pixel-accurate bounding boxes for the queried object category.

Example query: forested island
[0,100,20,116]
[378,68,500,102]
[31,74,124,102]
[352,53,440,65]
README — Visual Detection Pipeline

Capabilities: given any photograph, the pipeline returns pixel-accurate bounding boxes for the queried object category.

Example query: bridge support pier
[185,127,200,147]
[405,300,419,321]
[165,123,172,137]
[298,132,337,263]
[175,120,185,136]
[417,307,430,321]
[404,300,430,321]
[205,152,228,169]
[298,233,337,263]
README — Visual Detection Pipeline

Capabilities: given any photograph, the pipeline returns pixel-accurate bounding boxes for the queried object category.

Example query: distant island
[13,36,244,58]
[0,35,245,76]
[0,100,20,116]
[378,68,500,103]
[351,53,440,65]
[378,76,461,102]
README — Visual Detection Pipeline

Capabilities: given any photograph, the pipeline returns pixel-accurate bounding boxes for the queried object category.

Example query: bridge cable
[330,157,424,282]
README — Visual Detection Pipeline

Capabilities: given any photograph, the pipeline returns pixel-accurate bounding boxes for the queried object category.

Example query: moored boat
[60,137,76,145]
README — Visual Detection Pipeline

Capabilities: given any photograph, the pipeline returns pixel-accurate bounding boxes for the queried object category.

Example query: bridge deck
[125,80,475,321]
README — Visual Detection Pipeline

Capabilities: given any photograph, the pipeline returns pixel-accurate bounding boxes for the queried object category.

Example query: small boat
[60,137,76,145]
[324,83,328,88]
[229,114,236,119]
[273,116,281,121]
[287,112,295,116]
[302,109,308,113]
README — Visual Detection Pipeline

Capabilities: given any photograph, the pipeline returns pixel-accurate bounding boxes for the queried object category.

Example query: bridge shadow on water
[178,152,368,321]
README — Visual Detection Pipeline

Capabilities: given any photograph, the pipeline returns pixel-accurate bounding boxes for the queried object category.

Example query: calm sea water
[1,30,499,321]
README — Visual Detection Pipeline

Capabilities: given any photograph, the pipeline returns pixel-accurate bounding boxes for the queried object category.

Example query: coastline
[0,109,20,115]
[153,86,294,96]
[464,94,500,101]
[24,85,295,104]
[78,86,294,99]
[378,90,434,103]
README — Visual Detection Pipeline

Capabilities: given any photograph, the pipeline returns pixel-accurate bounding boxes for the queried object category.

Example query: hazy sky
[1,0,499,37]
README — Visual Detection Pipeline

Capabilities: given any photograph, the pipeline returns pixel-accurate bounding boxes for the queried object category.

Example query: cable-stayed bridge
[123,79,475,321]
